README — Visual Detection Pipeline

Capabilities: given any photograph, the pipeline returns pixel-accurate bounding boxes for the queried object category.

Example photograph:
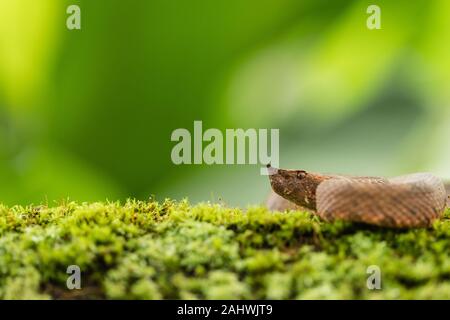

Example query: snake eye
[296,170,306,179]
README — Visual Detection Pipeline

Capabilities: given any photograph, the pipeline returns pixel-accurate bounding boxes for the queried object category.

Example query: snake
[266,165,449,228]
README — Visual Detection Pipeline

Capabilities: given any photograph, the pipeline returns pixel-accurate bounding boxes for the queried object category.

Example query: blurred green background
[0,0,449,206]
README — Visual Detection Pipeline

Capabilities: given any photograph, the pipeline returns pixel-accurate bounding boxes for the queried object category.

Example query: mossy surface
[0,199,449,299]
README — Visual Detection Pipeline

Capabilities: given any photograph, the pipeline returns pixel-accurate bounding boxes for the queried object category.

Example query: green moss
[0,199,449,299]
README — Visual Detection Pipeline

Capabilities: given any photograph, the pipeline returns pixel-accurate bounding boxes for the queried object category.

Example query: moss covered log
[0,199,449,299]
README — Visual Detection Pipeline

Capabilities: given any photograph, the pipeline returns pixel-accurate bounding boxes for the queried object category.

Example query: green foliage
[1,1,450,206]
[0,200,449,299]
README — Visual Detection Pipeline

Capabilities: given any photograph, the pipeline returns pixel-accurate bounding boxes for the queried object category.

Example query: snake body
[267,165,449,228]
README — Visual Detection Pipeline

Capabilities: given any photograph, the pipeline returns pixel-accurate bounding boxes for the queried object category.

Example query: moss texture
[0,199,449,299]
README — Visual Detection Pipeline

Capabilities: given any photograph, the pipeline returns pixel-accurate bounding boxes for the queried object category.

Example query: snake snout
[266,164,279,176]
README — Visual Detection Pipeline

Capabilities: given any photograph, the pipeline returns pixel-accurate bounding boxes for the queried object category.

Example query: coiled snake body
[267,165,449,228]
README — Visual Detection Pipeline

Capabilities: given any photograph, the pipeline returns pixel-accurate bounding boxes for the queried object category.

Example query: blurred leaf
[0,144,122,205]
[224,0,428,127]
[0,0,62,112]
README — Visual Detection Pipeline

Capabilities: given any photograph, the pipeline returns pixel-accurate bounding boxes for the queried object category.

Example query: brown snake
[266,165,449,228]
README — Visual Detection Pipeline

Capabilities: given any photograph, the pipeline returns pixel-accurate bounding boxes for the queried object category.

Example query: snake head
[267,165,329,210]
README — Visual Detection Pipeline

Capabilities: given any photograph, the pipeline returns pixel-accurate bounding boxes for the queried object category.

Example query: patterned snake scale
[267,165,449,228]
